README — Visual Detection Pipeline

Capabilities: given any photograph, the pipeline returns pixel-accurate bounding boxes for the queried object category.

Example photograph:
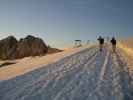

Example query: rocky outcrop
[0,35,48,60]
[17,35,48,58]
[0,36,18,60]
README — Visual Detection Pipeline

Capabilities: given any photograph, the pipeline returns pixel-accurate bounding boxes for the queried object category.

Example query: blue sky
[0,0,133,48]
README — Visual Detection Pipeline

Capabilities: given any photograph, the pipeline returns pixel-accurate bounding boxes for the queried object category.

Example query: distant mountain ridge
[0,35,61,60]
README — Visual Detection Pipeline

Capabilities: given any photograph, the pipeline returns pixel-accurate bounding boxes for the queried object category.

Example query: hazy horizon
[0,0,133,48]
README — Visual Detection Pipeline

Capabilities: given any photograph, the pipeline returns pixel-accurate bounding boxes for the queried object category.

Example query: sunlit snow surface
[0,46,133,100]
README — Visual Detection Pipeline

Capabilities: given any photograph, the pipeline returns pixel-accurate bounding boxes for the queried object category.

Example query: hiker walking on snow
[97,36,104,51]
[110,37,117,52]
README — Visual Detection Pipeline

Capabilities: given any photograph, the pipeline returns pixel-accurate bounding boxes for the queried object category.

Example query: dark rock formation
[0,35,48,60]
[0,35,63,60]
[0,36,18,60]
[17,35,48,58]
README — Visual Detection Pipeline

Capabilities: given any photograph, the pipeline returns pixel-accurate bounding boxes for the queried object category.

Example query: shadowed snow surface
[0,46,133,100]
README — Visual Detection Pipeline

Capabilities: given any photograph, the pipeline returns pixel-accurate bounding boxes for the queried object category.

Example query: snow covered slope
[0,46,90,80]
[0,45,132,100]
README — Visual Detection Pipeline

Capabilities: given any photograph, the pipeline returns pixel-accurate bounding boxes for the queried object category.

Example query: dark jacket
[98,37,104,44]
[111,38,116,45]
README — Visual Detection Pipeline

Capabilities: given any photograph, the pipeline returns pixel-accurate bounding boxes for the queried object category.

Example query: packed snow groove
[0,46,133,100]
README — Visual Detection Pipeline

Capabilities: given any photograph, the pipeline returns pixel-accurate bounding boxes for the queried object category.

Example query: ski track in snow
[0,46,133,100]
